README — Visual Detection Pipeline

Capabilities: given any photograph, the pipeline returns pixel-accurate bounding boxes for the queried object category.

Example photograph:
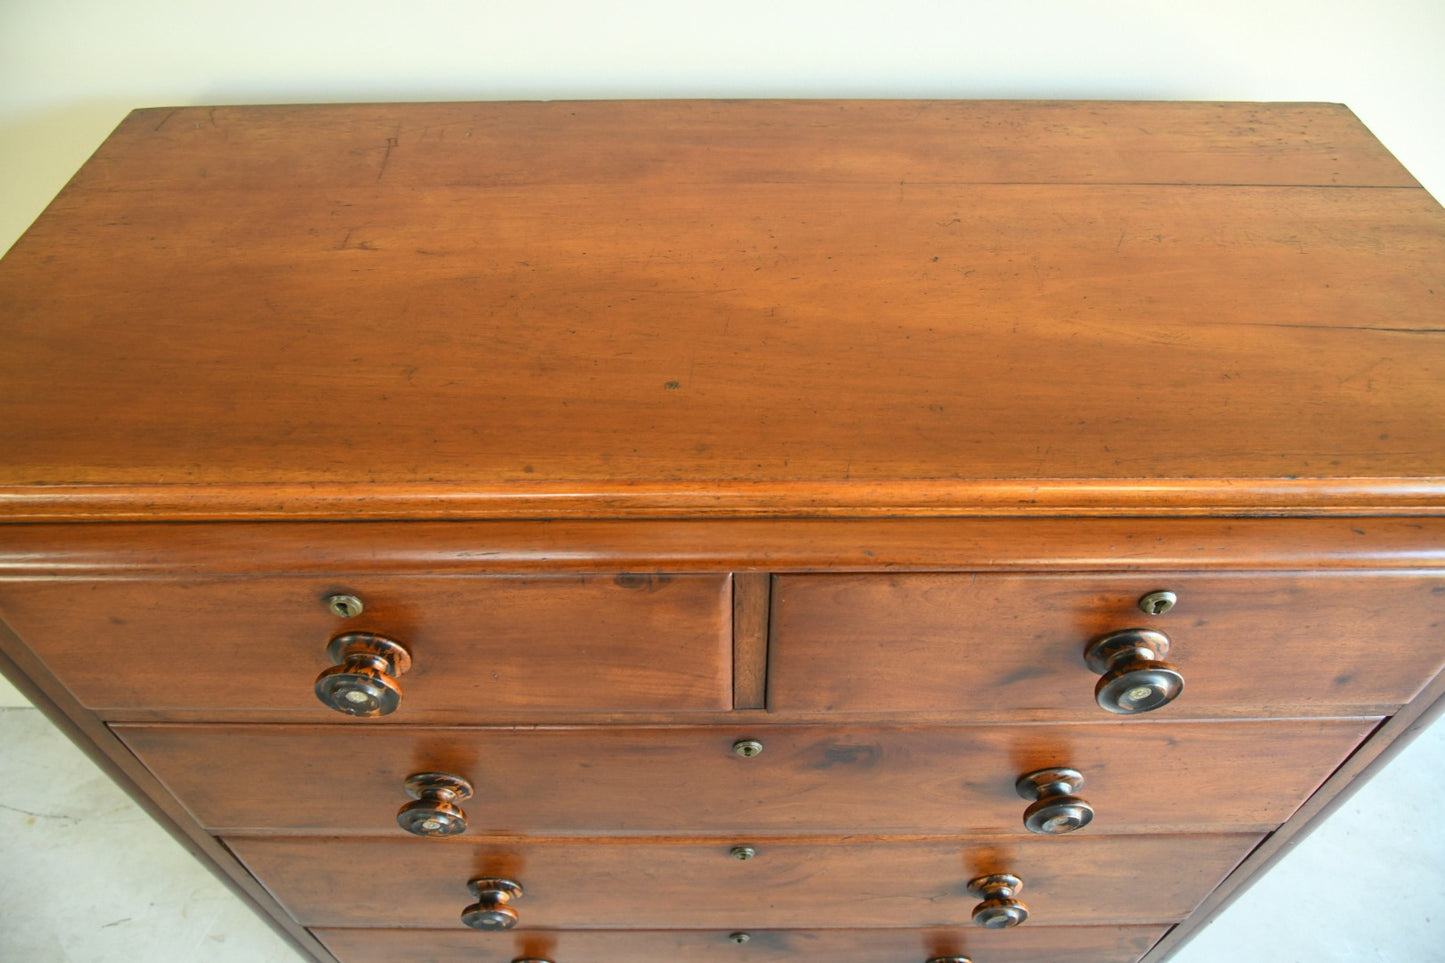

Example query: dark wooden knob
[461,877,524,931]
[927,958,973,963]
[314,632,412,716]
[968,873,1029,928]
[397,772,473,837]
[1016,767,1094,835]
[1084,628,1183,714]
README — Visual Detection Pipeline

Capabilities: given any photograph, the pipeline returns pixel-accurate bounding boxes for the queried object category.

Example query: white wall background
[1,2,1442,961]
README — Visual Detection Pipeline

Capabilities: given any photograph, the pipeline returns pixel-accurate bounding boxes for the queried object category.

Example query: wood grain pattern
[732,572,771,709]
[1,102,1441,963]
[3,517,1444,577]
[117,719,1374,836]
[228,832,1260,929]
[1,101,1441,520]
[59,102,1424,192]
[0,575,731,713]
[312,923,1170,963]
[769,572,1445,714]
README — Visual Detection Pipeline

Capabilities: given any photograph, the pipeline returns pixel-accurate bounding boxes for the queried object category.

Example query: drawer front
[120,719,1372,835]
[229,833,1259,929]
[0,575,731,713]
[769,572,1445,715]
[313,924,1169,963]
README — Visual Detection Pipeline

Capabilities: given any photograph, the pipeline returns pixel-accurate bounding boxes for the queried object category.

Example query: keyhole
[326,594,363,618]
[1138,590,1177,616]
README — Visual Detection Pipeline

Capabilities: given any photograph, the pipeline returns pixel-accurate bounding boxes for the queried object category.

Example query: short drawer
[119,719,1373,836]
[313,924,1170,963]
[0,574,731,714]
[769,572,1445,715]
[230,833,1259,929]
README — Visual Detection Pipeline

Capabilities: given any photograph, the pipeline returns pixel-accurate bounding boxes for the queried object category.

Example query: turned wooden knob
[313,632,412,716]
[461,877,524,931]
[397,772,473,837]
[926,957,973,963]
[1016,767,1094,835]
[1084,628,1183,714]
[968,873,1029,928]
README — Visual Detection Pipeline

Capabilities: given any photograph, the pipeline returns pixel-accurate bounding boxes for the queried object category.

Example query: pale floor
[1,675,1442,963]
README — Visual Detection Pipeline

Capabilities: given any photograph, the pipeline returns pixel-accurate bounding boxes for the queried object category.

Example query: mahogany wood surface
[732,571,771,709]
[770,572,1445,714]
[228,832,1260,929]
[49,102,1426,191]
[312,923,1170,963]
[2,517,1443,577]
[118,719,1373,836]
[1,102,1442,521]
[2,102,1442,963]
[0,574,731,713]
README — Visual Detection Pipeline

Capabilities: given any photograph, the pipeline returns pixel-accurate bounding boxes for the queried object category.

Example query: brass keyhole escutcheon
[1138,590,1178,616]
[732,738,764,758]
[325,593,364,618]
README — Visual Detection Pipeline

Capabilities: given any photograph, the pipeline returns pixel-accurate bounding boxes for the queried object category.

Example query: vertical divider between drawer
[732,572,772,710]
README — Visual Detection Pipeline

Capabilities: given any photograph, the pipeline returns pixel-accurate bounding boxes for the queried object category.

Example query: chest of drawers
[1,101,1443,963]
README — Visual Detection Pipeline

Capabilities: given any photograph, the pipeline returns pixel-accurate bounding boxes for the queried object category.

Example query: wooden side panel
[228,833,1260,929]
[1139,655,1445,961]
[0,575,732,713]
[770,572,1445,715]
[119,719,1374,836]
[313,924,1169,963]
[0,627,333,962]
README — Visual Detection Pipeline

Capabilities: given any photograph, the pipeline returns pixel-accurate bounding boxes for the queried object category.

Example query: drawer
[313,924,1170,963]
[0,575,731,714]
[119,719,1373,835]
[229,833,1259,929]
[769,572,1445,715]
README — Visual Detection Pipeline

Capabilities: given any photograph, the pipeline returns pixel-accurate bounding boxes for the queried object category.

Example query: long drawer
[0,574,732,713]
[119,719,1374,835]
[312,924,1172,963]
[769,572,1445,714]
[229,834,1260,929]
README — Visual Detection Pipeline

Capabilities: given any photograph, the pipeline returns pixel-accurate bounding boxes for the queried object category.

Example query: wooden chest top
[1,100,1442,521]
